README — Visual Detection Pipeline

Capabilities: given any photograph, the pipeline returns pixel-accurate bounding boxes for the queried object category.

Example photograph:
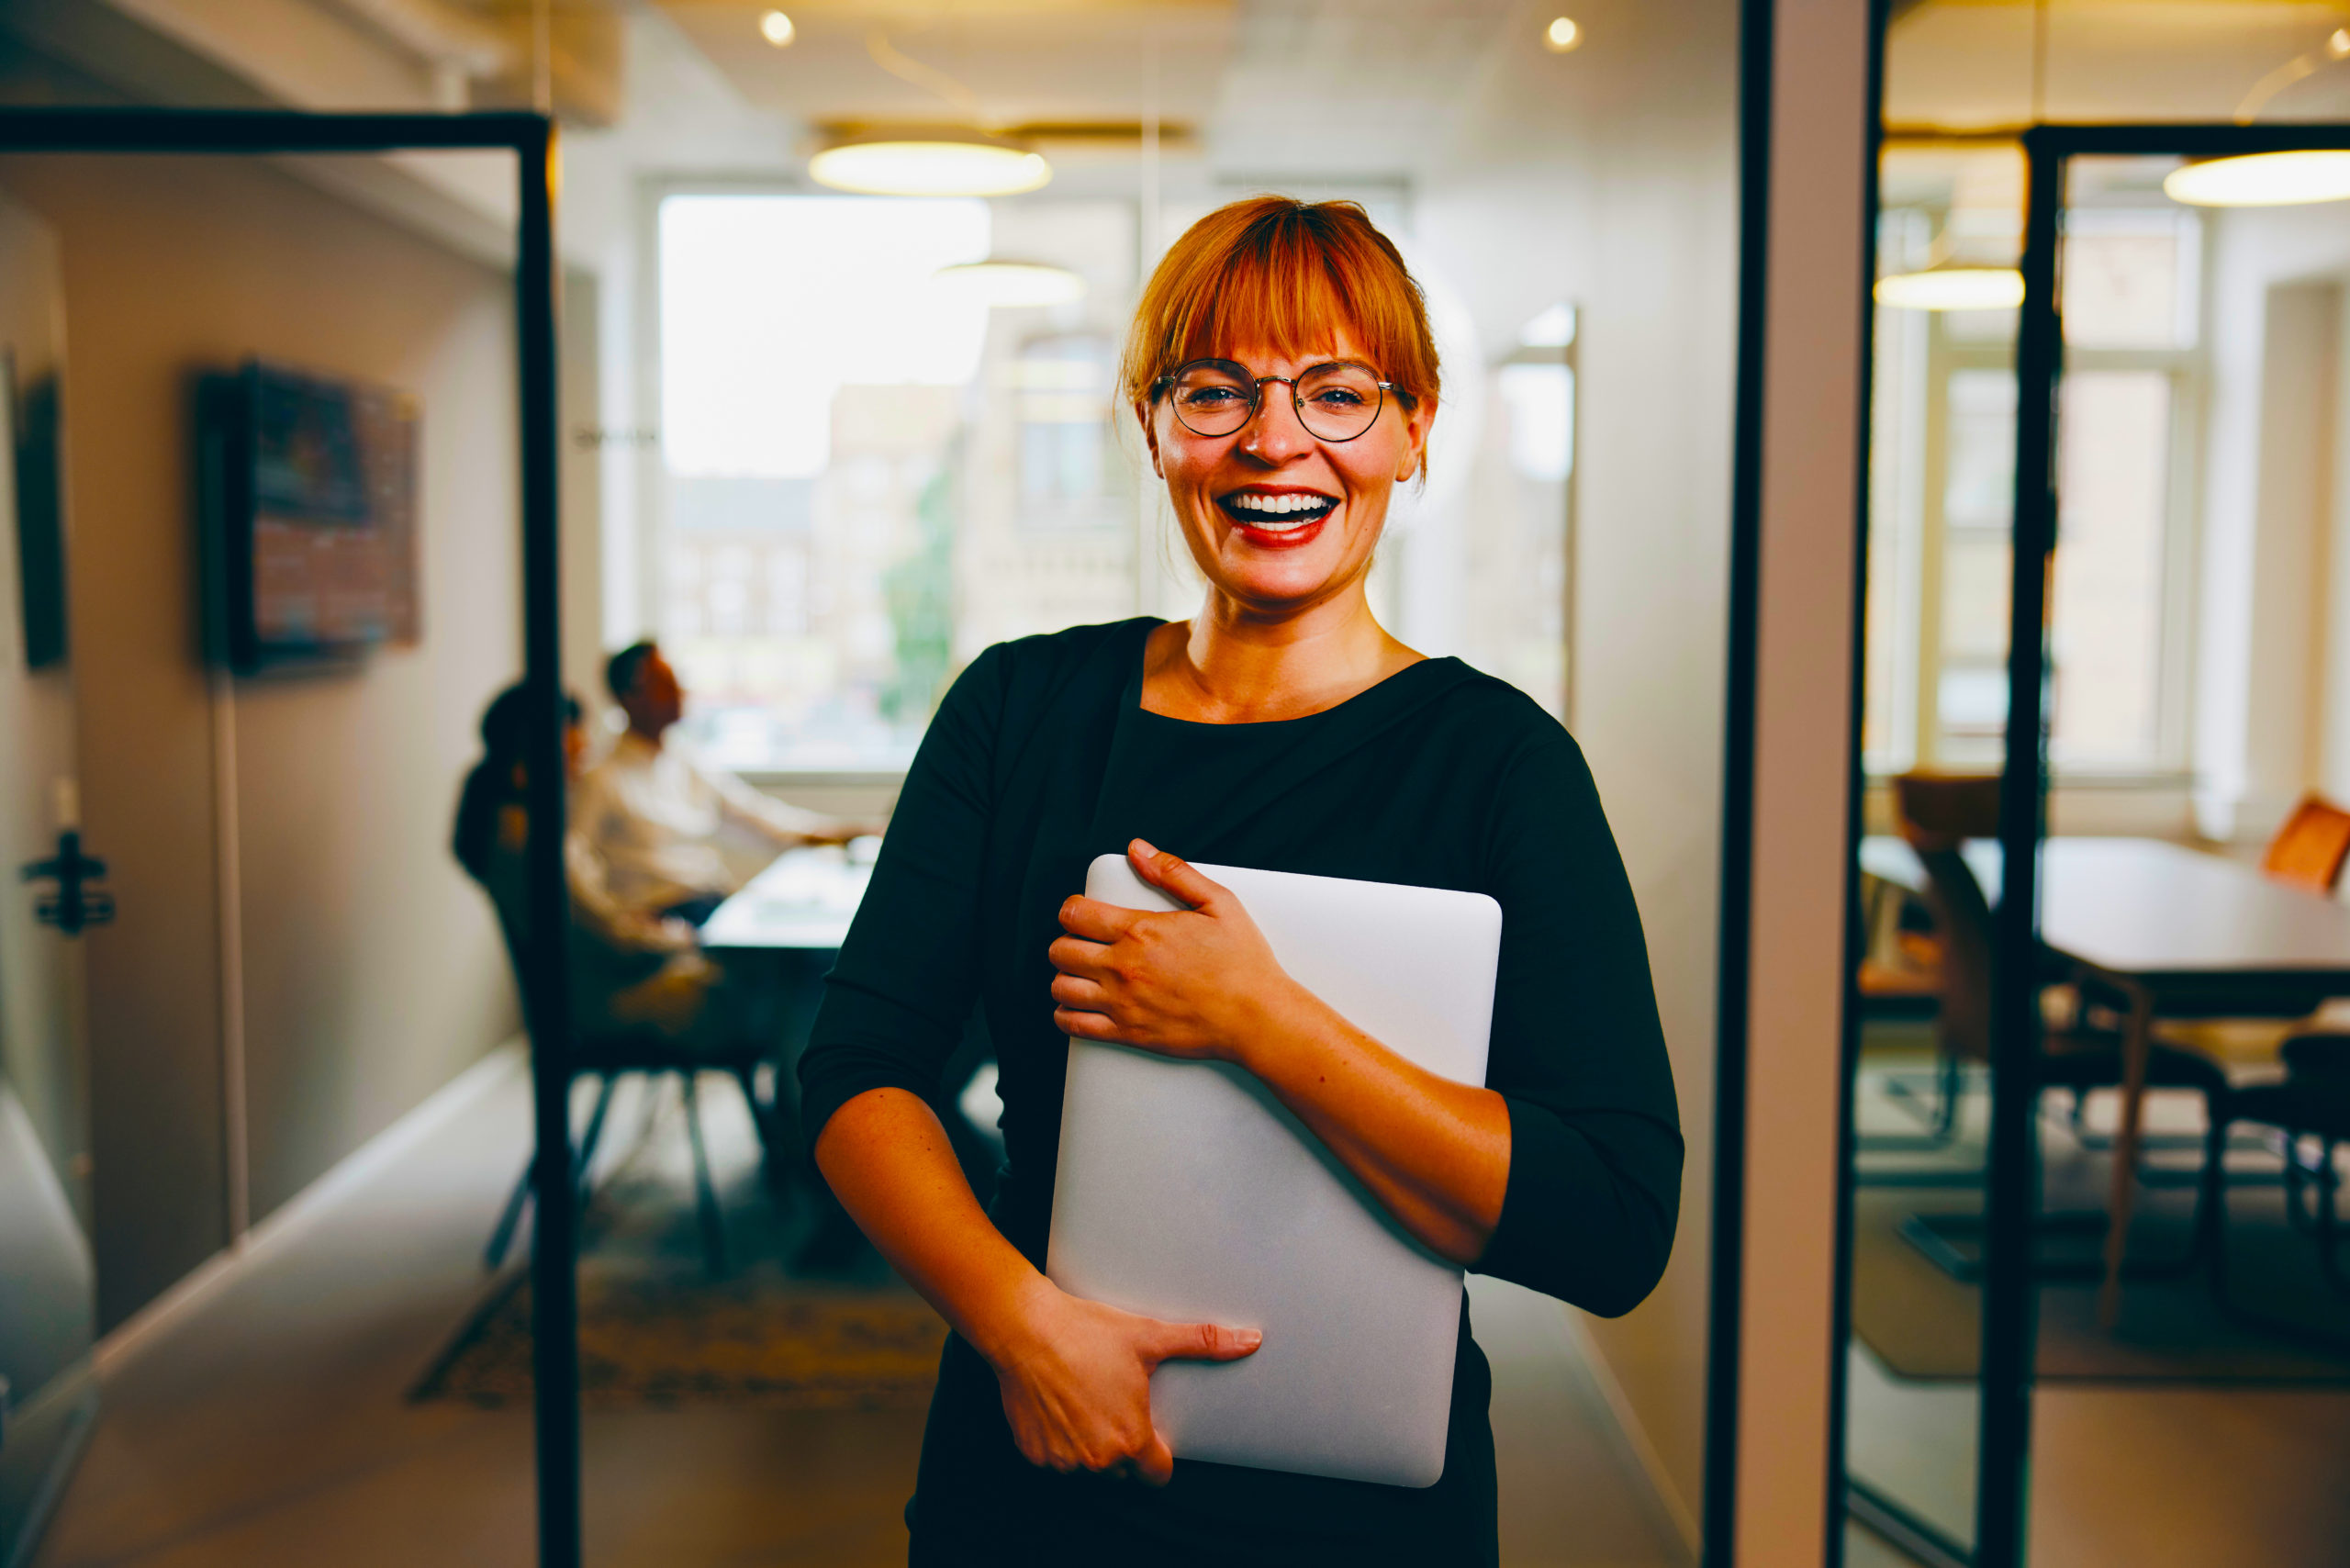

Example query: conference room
[12,4,2350,1567]
[0,5,1762,1567]
[1836,12,2350,1563]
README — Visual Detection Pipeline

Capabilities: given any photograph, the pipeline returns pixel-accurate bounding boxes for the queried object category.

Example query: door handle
[20,829,113,936]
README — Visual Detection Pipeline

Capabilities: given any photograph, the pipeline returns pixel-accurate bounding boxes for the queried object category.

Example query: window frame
[1865,218,2206,786]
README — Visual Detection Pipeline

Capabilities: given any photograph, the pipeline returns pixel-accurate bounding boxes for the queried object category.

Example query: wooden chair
[1888,774,2229,1279]
[2154,791,2350,1103]
[2262,793,2350,895]
[2201,1034,2350,1344]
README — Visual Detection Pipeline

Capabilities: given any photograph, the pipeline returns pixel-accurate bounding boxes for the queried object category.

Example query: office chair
[1887,773,2230,1281]
[2201,1033,2350,1346]
[476,897,777,1278]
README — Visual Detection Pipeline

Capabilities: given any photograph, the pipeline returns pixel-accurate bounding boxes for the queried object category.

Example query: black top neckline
[1122,617,1468,731]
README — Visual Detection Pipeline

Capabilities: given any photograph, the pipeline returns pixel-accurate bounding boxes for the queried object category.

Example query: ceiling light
[758,10,794,47]
[2332,27,2350,59]
[809,134,1052,197]
[1543,17,1583,52]
[933,260,1085,308]
[1874,267,2026,311]
[2164,151,2350,207]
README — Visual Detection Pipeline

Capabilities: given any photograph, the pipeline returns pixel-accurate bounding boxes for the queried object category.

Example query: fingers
[1127,839,1227,912]
[1058,894,1142,944]
[1137,1428,1176,1487]
[1146,1319,1263,1364]
[1046,933,1113,978]
[1049,973,1110,1010]
[1055,1006,1124,1042]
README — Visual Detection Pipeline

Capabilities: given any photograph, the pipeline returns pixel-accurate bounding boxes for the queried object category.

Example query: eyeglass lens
[1167,361,1386,442]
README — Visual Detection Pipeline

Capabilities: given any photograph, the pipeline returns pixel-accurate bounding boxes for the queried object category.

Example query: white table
[699,846,873,952]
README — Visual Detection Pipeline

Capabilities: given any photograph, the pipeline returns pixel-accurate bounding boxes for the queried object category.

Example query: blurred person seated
[453,683,743,1051]
[576,640,868,930]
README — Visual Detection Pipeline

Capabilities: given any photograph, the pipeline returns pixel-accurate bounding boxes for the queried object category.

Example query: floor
[1844,1033,2350,1567]
[29,1048,1691,1568]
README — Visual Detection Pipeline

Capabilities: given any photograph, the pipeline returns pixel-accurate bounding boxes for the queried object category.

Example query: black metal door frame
[1831,118,2350,1568]
[0,107,581,1568]
[1984,119,2350,1568]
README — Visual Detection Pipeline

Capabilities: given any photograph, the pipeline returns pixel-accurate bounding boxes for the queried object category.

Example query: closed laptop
[1046,856,1502,1487]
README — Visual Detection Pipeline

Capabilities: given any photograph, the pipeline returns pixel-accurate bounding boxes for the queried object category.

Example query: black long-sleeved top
[800,618,1680,1565]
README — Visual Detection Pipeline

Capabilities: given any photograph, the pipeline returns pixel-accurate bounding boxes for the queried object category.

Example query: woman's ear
[1397,395,1437,483]
[1136,401,1164,478]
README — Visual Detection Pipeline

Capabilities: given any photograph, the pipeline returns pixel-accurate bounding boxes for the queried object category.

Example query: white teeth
[1229,493,1330,518]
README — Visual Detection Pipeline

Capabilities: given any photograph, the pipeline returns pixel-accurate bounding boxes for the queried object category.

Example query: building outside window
[654,192,1138,773]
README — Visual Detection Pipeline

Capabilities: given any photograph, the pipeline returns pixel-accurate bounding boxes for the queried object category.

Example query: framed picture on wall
[5,347,69,669]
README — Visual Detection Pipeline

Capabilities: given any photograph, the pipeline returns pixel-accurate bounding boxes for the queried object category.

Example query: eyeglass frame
[1147,357,1408,443]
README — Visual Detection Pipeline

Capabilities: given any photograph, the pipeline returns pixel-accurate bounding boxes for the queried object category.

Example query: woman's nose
[1237,386,1315,463]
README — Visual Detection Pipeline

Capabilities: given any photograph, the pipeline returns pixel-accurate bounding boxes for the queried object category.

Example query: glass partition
[0,142,547,1565]
[2015,145,2350,1568]
[0,6,1751,1560]
[1842,126,2350,1568]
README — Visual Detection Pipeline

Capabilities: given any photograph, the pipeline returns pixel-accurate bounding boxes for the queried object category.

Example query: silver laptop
[1046,856,1501,1487]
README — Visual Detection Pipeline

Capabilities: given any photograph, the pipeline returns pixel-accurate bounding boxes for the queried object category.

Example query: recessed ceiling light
[933,260,1086,308]
[758,10,794,47]
[2164,151,2350,207]
[1874,267,2025,311]
[1543,17,1583,53]
[810,135,1052,197]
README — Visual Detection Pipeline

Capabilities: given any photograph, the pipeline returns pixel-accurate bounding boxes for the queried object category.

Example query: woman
[800,197,1681,1564]
[453,683,722,1044]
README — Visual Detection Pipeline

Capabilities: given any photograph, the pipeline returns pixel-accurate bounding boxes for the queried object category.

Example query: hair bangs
[1121,197,1438,414]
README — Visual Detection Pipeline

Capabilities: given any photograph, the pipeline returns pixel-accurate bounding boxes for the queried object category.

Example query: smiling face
[1142,339,1432,619]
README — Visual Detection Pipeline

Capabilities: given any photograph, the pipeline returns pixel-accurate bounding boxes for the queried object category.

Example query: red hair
[1120,196,1440,426]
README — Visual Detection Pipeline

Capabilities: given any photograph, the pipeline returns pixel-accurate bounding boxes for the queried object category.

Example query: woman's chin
[1212,552,1356,610]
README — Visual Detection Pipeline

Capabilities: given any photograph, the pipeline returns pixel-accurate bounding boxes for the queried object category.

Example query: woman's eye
[1311,389,1368,408]
[1182,387,1242,407]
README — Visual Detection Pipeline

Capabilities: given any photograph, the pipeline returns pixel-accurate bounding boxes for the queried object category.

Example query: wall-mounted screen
[201,359,419,672]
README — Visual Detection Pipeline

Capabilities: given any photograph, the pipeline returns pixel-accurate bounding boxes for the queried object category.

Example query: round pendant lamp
[809,132,1052,198]
[932,259,1085,307]
[2163,151,2350,207]
[1874,267,2026,312]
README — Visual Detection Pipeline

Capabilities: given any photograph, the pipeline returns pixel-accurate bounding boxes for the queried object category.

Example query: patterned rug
[412,1268,948,1411]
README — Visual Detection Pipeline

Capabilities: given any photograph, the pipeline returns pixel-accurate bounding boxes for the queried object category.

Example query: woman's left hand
[1049,840,1308,1064]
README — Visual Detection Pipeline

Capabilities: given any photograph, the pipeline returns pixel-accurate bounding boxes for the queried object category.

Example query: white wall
[1414,0,1742,1543]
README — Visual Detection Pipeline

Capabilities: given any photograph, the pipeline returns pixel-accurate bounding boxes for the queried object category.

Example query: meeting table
[699,843,874,954]
[1859,835,2350,1327]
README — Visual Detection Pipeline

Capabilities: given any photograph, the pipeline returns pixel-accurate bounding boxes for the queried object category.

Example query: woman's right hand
[983,1276,1261,1485]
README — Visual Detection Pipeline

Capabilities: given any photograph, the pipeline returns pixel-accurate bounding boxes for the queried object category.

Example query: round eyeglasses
[1153,358,1400,442]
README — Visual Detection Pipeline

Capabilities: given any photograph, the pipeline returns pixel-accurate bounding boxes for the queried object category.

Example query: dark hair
[606,640,660,702]
[453,681,581,883]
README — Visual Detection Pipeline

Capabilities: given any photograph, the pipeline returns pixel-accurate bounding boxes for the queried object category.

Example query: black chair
[1886,774,2230,1280]
[476,897,778,1278]
[2201,1033,2350,1342]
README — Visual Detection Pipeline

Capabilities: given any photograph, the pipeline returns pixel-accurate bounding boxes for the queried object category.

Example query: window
[654,193,1137,772]
[1864,196,2199,778]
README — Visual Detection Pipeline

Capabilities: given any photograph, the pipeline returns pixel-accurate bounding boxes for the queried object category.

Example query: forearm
[811,1087,1047,1361]
[713,769,846,846]
[1236,991,1511,1266]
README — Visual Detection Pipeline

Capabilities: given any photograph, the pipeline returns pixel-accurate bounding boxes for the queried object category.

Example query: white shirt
[571,730,832,914]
